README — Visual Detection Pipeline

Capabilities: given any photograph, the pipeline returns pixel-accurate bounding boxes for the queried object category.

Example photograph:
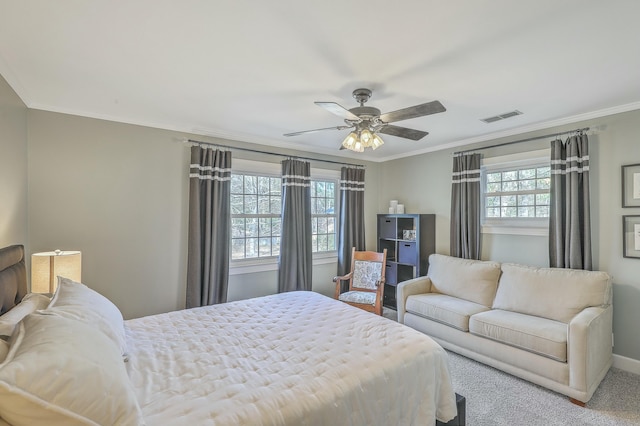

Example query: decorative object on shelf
[389,200,398,213]
[397,204,405,214]
[31,250,82,293]
[403,230,417,241]
[622,163,640,207]
[622,215,640,259]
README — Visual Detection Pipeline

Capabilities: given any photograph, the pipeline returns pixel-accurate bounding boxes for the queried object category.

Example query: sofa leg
[569,397,586,407]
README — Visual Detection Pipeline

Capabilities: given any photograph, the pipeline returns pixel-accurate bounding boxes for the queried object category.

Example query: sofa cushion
[470,309,568,362]
[492,263,612,323]
[427,254,501,307]
[406,293,490,331]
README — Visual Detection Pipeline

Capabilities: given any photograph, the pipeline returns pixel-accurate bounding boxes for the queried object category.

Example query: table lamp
[31,250,82,293]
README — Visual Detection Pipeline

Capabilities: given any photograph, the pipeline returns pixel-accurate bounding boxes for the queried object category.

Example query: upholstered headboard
[0,245,27,315]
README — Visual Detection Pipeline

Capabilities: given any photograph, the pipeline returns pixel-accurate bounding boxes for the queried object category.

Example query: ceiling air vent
[480,110,523,124]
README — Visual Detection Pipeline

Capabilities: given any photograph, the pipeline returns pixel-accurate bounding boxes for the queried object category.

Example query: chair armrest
[396,276,432,324]
[332,272,352,283]
[333,272,353,299]
[568,305,613,395]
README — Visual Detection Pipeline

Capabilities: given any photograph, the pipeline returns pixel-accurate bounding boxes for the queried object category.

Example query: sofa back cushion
[493,263,612,323]
[427,254,502,307]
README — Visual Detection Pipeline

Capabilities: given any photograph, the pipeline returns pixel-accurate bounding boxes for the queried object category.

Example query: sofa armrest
[396,276,432,324]
[568,304,613,395]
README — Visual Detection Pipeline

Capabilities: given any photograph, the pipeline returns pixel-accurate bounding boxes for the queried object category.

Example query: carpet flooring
[382,308,640,426]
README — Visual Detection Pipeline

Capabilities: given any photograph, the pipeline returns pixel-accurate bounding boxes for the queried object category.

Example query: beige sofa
[397,254,613,404]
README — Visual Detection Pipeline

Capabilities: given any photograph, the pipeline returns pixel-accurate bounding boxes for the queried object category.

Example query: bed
[0,245,457,425]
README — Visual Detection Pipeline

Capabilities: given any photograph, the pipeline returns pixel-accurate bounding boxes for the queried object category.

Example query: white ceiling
[2,1,640,162]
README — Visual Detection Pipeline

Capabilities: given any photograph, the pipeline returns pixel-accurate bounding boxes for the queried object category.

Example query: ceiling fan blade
[314,102,361,121]
[379,100,446,123]
[378,125,429,141]
[283,125,352,137]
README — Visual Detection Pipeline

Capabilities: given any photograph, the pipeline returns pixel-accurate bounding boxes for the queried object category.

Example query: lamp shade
[371,134,384,150]
[31,250,82,293]
[341,132,358,150]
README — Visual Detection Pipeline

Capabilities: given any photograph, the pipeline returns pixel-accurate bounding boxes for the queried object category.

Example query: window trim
[481,149,550,236]
[229,253,337,276]
[229,159,340,274]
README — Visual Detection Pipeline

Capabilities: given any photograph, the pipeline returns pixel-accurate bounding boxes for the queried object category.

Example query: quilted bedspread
[125,291,457,425]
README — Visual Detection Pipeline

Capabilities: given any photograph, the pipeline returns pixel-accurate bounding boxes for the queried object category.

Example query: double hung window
[230,160,339,267]
[310,180,337,253]
[230,174,282,260]
[481,149,550,235]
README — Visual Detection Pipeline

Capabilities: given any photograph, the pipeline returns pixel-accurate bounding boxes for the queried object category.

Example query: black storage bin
[385,263,398,285]
[398,241,417,264]
[379,217,397,239]
[383,285,396,308]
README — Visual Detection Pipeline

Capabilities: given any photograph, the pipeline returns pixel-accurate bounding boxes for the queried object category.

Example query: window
[481,149,550,235]
[230,174,282,260]
[230,160,339,264]
[484,166,551,219]
[310,180,337,253]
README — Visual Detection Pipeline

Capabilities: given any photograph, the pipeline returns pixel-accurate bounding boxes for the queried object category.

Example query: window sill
[230,252,338,275]
[481,225,548,236]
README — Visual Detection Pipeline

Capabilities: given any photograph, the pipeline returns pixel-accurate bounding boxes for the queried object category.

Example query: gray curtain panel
[186,146,232,308]
[549,134,592,270]
[337,167,366,288]
[450,153,482,260]
[278,159,312,292]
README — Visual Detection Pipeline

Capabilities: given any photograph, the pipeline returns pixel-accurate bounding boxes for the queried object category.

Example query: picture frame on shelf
[622,215,640,259]
[403,230,417,241]
[622,163,640,207]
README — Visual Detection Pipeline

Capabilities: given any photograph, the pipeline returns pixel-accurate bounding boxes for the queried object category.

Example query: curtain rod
[454,127,590,155]
[185,138,364,168]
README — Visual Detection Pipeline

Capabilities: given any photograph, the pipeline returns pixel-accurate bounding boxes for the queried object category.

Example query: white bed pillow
[0,312,144,426]
[46,277,128,359]
[0,293,50,338]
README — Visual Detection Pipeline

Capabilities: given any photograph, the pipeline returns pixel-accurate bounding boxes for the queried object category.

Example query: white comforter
[125,291,457,425]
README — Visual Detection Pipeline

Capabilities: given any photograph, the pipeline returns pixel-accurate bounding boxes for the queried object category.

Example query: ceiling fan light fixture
[360,129,373,145]
[342,132,358,151]
[341,129,384,152]
[284,88,446,152]
[371,133,384,150]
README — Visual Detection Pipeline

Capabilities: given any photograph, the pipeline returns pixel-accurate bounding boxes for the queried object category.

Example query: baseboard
[612,354,640,375]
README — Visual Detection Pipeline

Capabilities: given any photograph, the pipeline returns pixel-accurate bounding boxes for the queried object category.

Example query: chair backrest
[349,248,387,292]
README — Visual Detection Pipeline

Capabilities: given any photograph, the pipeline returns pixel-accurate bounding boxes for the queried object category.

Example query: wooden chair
[333,247,387,315]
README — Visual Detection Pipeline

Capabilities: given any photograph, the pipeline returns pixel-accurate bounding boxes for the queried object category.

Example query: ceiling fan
[283,88,446,152]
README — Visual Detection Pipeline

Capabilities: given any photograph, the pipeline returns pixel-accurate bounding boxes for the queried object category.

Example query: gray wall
[379,110,640,362]
[4,72,638,362]
[26,110,380,319]
[0,75,28,249]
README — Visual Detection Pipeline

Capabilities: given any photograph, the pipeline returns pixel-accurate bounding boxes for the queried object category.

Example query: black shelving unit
[377,213,436,309]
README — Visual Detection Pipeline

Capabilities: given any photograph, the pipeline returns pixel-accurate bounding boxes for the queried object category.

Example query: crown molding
[378,101,640,162]
[19,96,640,164]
